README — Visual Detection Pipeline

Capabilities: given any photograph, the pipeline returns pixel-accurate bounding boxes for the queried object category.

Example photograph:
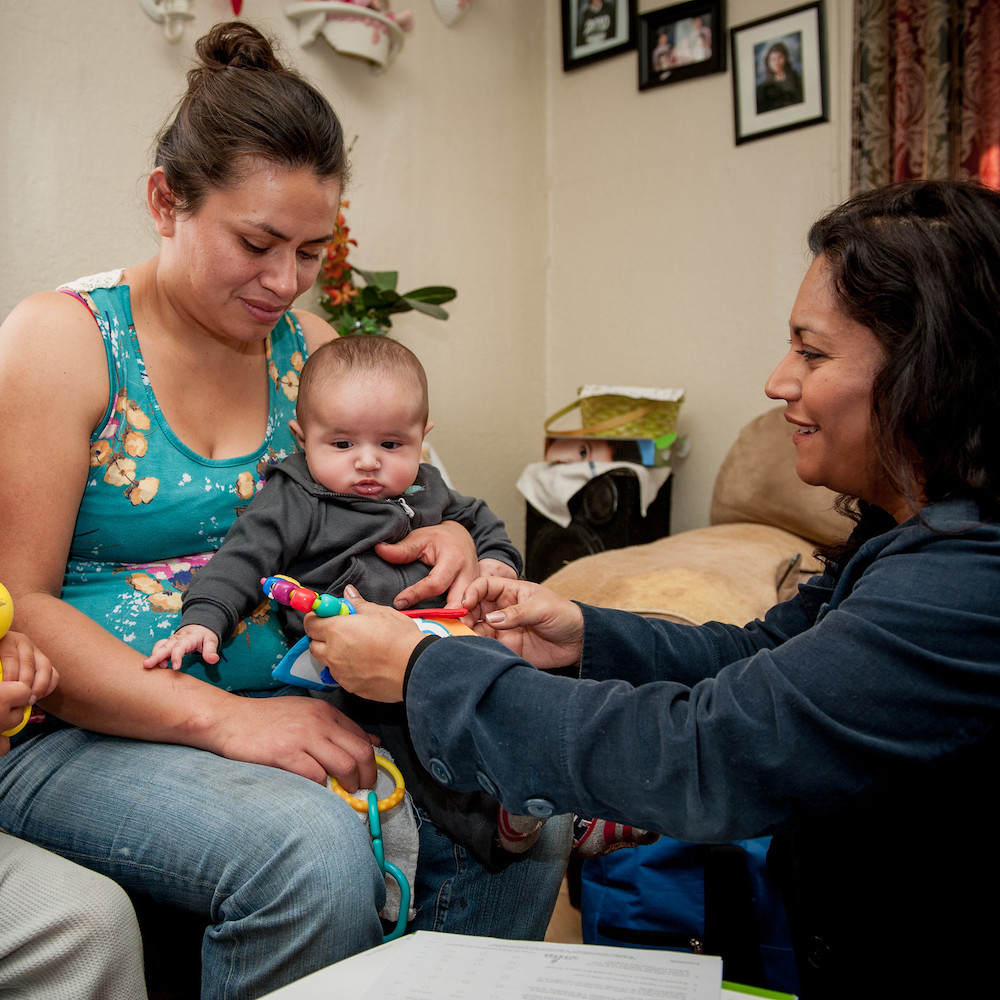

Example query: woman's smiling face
[765,255,911,521]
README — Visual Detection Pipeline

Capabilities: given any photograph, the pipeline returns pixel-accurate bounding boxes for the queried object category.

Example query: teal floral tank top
[60,270,306,690]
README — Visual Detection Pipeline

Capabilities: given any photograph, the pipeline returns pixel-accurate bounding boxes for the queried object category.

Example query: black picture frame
[638,1,726,91]
[561,0,638,72]
[730,1,828,144]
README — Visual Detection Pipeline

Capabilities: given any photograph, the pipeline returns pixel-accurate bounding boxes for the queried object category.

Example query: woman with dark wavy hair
[310,180,1000,998]
[810,181,1000,520]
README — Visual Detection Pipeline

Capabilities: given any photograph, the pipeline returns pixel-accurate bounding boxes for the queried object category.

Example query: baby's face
[296,373,428,499]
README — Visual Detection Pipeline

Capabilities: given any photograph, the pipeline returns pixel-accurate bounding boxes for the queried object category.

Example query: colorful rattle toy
[260,575,470,622]
[0,583,31,738]
[260,575,355,617]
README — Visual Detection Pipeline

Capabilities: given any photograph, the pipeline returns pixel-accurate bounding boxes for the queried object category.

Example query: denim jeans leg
[0,728,386,1000]
[409,808,572,938]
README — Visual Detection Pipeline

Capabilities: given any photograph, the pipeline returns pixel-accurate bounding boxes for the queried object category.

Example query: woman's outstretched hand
[304,586,424,703]
[304,577,585,702]
[461,577,585,670]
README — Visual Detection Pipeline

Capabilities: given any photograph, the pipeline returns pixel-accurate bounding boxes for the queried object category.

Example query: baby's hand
[144,625,220,671]
[477,558,519,581]
[0,629,58,704]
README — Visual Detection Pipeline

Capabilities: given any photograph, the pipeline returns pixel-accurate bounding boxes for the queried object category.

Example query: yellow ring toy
[328,754,406,813]
[0,583,31,738]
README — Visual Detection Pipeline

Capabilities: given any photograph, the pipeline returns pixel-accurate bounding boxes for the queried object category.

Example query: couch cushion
[543,522,821,626]
[710,407,851,548]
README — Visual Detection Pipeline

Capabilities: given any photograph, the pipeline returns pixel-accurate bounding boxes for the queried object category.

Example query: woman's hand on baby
[304,586,423,703]
[376,521,479,609]
[461,577,585,670]
[144,625,220,671]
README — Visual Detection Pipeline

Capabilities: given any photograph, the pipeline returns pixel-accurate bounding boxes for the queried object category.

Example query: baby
[146,335,522,667]
[145,335,544,863]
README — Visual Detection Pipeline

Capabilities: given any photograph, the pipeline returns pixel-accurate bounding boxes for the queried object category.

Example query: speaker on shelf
[524,468,672,584]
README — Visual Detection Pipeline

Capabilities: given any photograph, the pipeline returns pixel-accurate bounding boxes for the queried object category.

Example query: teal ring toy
[367,790,410,942]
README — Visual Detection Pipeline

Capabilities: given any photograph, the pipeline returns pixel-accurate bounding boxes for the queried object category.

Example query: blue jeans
[0,726,570,999]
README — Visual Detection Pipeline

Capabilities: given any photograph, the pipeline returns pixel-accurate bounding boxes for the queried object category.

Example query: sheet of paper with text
[359,931,723,1000]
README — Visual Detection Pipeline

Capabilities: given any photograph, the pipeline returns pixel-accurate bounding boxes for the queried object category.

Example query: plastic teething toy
[0,583,32,738]
[330,753,412,941]
[261,575,469,620]
[262,575,476,691]
[329,753,406,814]
[260,575,355,617]
[261,578,469,939]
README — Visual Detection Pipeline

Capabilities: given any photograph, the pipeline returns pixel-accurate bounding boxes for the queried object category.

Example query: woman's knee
[205,790,387,972]
[217,784,387,922]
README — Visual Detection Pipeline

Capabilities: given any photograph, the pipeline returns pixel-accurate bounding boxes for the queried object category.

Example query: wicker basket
[546,386,684,440]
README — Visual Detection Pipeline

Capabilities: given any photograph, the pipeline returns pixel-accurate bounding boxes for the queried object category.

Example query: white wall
[545,0,854,536]
[0,0,852,549]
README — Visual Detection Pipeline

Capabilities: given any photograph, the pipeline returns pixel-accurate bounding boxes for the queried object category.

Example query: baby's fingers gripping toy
[0,583,32,738]
[262,575,475,691]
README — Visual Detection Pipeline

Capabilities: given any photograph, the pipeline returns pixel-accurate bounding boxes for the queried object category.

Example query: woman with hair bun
[0,21,568,999]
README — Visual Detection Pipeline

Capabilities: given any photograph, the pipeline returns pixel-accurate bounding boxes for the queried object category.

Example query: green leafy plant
[318,203,457,336]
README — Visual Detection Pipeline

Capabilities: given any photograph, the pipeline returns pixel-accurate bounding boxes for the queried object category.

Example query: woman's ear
[147,168,177,237]
[289,419,307,449]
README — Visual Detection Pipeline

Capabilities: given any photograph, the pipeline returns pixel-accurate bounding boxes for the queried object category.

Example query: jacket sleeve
[435,475,523,575]
[577,569,835,689]
[180,478,315,641]
[403,527,1000,843]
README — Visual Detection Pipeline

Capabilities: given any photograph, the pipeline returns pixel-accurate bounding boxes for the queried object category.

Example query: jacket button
[427,758,453,785]
[522,797,555,818]
[476,771,499,797]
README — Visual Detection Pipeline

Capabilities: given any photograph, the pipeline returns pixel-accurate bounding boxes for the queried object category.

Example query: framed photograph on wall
[730,1,828,144]
[637,1,726,92]
[562,0,638,72]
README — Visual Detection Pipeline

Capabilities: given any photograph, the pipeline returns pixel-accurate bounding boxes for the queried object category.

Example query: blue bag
[580,835,799,994]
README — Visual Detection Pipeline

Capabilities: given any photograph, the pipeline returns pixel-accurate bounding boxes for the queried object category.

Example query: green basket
[546,392,683,440]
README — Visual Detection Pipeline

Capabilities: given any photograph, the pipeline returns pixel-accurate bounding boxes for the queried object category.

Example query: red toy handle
[400,608,468,619]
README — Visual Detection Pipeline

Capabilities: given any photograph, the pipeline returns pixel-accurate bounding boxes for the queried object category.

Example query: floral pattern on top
[58,274,307,690]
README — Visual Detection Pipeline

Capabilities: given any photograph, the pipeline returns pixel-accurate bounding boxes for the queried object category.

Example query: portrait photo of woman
[755,36,804,114]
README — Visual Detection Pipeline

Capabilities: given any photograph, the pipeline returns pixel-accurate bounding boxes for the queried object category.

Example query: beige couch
[543,407,852,625]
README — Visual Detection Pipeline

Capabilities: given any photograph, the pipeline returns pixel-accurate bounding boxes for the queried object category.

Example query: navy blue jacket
[405,499,1000,996]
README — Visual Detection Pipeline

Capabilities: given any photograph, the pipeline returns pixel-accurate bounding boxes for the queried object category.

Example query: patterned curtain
[851,0,1000,193]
